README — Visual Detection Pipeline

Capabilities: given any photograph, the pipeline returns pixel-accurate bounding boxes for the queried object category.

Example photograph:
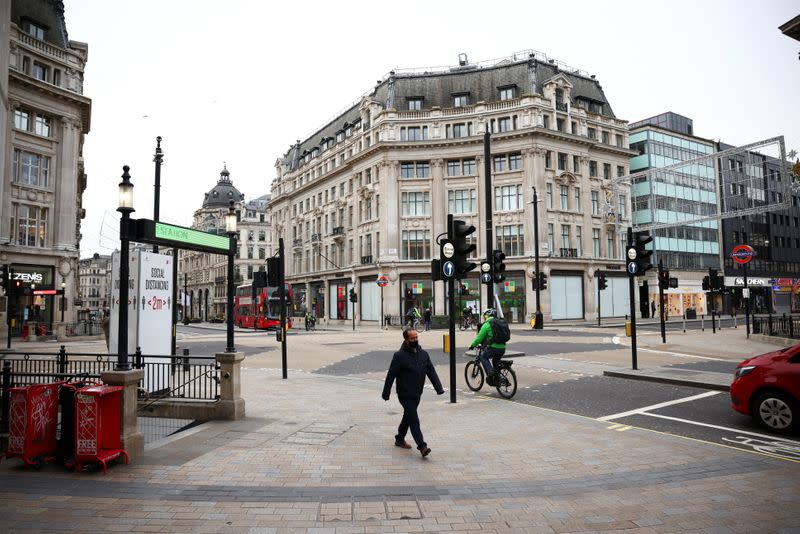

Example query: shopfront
[8,264,55,337]
[771,279,800,314]
[650,283,707,319]
[360,277,381,321]
[723,276,771,315]
[309,282,325,319]
[291,284,307,317]
[550,270,584,320]
[597,273,629,318]
[328,279,353,320]
[401,276,432,318]
[495,272,526,323]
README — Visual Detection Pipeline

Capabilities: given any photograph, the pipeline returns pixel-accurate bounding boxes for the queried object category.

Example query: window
[495,225,524,256]
[400,126,429,141]
[589,161,598,177]
[546,183,553,208]
[571,121,578,134]
[603,163,611,179]
[11,204,48,247]
[25,21,46,40]
[401,191,431,216]
[32,62,47,81]
[407,98,423,111]
[12,149,50,187]
[561,225,570,250]
[545,151,552,169]
[400,161,430,179]
[493,155,506,172]
[591,191,599,215]
[509,153,522,170]
[547,223,554,254]
[448,189,476,214]
[617,165,625,178]
[494,185,522,211]
[601,131,609,144]
[558,153,567,171]
[542,114,550,129]
[258,231,265,241]
[616,134,624,148]
[497,117,512,132]
[618,194,626,218]
[576,226,582,256]
[447,123,471,138]
[557,118,565,132]
[607,229,615,259]
[499,86,515,100]
[401,230,430,260]
[560,185,569,210]
[574,187,581,212]
[453,94,469,107]
[573,156,580,174]
[14,109,30,130]
[447,160,461,177]
[587,127,596,139]
[258,248,266,260]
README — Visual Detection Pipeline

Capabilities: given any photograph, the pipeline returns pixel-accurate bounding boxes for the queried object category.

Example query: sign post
[376,274,388,330]
[732,245,755,338]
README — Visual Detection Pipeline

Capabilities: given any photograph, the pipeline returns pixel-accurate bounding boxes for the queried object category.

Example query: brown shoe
[419,447,431,457]
[394,439,412,449]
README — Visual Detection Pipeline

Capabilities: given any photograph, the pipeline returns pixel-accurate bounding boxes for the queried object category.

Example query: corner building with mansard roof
[270,52,634,325]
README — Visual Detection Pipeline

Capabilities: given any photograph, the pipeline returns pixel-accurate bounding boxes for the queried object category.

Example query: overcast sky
[64,0,800,257]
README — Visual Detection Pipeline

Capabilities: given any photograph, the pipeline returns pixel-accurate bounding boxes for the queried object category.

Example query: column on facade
[431,159,446,315]
[475,154,490,312]
[55,118,80,249]
[532,147,552,321]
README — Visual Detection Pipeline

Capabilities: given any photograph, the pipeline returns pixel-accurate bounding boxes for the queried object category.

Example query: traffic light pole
[483,131,494,315]
[597,278,601,327]
[744,261,750,339]
[279,238,287,379]
[659,261,666,344]
[448,275,456,404]
[709,268,716,334]
[627,227,638,370]
[532,187,543,329]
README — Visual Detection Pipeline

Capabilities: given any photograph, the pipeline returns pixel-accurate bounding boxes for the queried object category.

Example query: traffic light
[492,249,506,283]
[253,270,267,288]
[266,257,282,286]
[709,269,723,291]
[598,273,608,291]
[634,231,653,275]
[537,271,548,291]
[0,264,7,292]
[349,288,358,303]
[430,258,442,282]
[451,219,477,277]
[702,276,710,291]
[658,268,670,290]
[531,273,539,291]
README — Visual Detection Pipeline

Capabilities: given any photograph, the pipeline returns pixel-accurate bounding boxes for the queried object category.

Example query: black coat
[382,343,444,400]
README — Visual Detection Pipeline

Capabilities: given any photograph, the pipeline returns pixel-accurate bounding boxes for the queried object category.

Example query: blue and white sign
[480,272,492,284]
[627,262,638,275]
[443,261,455,278]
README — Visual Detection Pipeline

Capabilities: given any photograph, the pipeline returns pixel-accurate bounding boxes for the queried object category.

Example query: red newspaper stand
[74,385,129,474]
[3,383,60,468]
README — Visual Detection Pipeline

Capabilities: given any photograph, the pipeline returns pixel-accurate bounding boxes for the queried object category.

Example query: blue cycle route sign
[442,261,455,278]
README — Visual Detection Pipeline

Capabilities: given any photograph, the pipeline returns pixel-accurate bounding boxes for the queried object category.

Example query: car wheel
[752,391,797,434]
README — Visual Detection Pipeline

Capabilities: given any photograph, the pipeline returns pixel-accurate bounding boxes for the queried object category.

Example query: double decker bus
[234,283,293,330]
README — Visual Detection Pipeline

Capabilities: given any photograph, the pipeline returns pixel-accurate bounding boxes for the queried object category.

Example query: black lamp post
[60,280,66,323]
[117,165,134,371]
[532,186,543,329]
[152,136,163,254]
[225,200,237,352]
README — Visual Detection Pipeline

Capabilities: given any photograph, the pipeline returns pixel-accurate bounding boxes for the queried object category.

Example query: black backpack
[490,318,511,343]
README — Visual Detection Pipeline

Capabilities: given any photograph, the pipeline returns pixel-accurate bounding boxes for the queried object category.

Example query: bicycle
[459,315,478,331]
[464,346,517,399]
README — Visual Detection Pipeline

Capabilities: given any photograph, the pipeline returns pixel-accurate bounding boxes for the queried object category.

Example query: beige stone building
[178,166,271,321]
[77,252,112,321]
[0,0,91,341]
[271,52,634,325]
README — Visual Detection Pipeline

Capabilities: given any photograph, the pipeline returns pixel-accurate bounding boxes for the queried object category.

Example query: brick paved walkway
[1,366,799,533]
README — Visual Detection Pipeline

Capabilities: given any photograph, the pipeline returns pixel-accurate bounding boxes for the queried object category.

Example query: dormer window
[498,85,516,101]
[407,97,423,111]
[453,93,469,107]
[24,21,46,40]
[336,131,345,142]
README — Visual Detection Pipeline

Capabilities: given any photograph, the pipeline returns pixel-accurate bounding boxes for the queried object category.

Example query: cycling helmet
[483,308,497,318]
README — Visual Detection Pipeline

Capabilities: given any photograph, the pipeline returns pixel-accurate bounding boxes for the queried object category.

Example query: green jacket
[471,320,506,349]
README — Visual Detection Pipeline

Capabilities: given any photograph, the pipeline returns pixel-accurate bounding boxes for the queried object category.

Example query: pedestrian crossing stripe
[607,423,633,431]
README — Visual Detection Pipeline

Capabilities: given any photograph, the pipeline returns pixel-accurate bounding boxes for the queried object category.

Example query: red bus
[234,283,293,330]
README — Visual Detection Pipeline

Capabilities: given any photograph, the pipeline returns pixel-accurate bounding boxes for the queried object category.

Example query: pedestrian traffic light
[451,219,477,277]
[0,264,7,292]
[253,270,268,288]
[430,258,442,282]
[349,288,358,303]
[598,273,608,291]
[537,271,548,291]
[492,249,506,283]
[658,268,670,290]
[266,257,282,286]
[633,231,653,275]
[702,276,710,291]
[709,269,723,291]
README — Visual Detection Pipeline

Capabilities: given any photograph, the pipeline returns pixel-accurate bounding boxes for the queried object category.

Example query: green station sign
[155,222,230,251]
[126,219,234,255]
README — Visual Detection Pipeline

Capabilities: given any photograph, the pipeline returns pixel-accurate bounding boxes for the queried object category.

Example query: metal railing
[64,321,104,337]
[559,248,578,258]
[752,315,799,339]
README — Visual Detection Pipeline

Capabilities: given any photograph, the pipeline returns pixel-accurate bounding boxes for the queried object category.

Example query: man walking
[382,329,444,457]
[423,308,432,331]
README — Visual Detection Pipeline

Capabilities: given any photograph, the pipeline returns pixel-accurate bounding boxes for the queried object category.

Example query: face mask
[408,340,419,349]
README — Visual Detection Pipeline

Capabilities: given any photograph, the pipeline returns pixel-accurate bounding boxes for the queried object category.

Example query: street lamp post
[532,187,543,329]
[225,200,237,352]
[152,136,163,253]
[117,165,135,371]
[60,280,66,323]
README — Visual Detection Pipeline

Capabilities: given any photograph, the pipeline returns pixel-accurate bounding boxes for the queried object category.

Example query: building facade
[178,166,271,320]
[271,52,634,324]
[0,0,91,341]
[77,252,111,321]
[629,112,719,319]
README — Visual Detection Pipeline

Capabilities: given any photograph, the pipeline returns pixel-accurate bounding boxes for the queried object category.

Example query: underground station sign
[125,219,234,255]
[731,244,755,264]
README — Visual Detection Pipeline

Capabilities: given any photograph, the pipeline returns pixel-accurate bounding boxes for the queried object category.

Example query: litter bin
[74,385,128,475]
[3,383,60,468]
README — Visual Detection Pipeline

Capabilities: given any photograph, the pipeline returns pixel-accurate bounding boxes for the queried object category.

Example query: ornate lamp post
[60,279,66,323]
[117,166,134,370]
[225,200,237,352]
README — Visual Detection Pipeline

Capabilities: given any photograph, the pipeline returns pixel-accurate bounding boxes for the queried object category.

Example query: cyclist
[468,309,507,386]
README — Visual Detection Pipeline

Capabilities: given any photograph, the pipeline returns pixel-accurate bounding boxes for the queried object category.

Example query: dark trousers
[481,347,505,375]
[396,396,426,449]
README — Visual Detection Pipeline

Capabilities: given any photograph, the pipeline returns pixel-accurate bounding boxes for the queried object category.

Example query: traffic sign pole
[627,227,638,370]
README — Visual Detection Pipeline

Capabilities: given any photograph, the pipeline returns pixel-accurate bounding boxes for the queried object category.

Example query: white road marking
[598,391,721,421]
[611,336,730,361]
[640,412,800,443]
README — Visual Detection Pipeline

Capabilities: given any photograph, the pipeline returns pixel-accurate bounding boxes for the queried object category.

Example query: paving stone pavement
[1,366,799,533]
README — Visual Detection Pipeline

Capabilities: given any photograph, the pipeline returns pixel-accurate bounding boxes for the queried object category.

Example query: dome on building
[202,164,244,208]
